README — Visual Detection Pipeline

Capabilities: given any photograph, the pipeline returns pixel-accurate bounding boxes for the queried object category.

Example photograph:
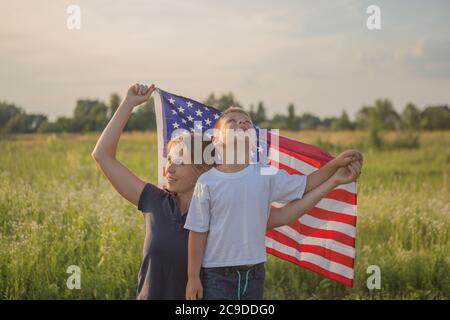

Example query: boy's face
[216,112,253,142]
[214,112,256,162]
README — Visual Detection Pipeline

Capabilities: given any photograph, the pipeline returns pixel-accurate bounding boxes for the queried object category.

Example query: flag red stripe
[270,143,323,168]
[307,207,356,225]
[269,159,304,175]
[268,133,334,166]
[325,189,357,205]
[290,220,355,247]
[267,229,354,267]
[266,247,353,287]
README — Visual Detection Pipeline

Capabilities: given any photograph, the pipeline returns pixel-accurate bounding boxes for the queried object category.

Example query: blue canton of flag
[154,88,267,161]
[158,88,221,146]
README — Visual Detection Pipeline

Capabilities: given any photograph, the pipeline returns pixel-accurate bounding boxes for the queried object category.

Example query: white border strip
[153,88,167,187]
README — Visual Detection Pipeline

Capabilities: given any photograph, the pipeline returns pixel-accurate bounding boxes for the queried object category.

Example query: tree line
[1,92,449,134]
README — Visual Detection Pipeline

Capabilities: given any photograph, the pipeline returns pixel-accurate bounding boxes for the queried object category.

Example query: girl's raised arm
[91,83,155,206]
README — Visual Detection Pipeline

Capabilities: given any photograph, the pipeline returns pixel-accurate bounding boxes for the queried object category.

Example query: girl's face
[164,144,200,193]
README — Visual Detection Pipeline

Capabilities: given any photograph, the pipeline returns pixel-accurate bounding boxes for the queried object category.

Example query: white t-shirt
[184,164,307,268]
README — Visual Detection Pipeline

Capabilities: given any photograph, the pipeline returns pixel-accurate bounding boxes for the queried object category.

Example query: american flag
[153,88,357,287]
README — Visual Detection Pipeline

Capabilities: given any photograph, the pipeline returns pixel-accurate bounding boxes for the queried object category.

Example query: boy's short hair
[214,107,251,130]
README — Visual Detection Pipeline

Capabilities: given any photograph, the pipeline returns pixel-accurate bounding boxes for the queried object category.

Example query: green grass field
[0,131,449,299]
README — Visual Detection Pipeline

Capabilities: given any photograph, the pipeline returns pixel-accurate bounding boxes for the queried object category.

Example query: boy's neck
[215,163,249,173]
[216,146,251,173]
[216,142,251,172]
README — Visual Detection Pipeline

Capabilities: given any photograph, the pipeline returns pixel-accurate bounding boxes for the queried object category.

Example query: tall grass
[0,131,449,299]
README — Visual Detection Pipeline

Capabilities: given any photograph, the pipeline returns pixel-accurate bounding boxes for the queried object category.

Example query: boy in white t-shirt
[184,107,362,300]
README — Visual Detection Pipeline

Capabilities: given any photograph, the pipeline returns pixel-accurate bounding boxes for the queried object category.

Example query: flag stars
[187,101,193,108]
[213,113,220,120]
[171,109,177,115]
[195,109,203,117]
[181,119,187,124]
[178,106,185,113]
[168,97,176,105]
[172,122,180,129]
[196,123,203,130]
[205,118,212,126]
[187,115,194,122]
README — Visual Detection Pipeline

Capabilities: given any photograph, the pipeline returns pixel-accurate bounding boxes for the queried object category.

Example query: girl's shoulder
[137,182,172,213]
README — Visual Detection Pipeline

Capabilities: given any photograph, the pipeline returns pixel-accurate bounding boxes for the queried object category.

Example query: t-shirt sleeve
[269,168,308,203]
[184,180,211,232]
[137,182,165,213]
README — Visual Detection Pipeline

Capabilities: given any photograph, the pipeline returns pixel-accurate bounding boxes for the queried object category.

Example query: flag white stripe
[154,89,168,188]
[315,198,357,216]
[266,237,354,279]
[335,182,357,194]
[299,214,356,237]
[273,225,356,258]
[271,202,356,233]
[269,148,317,175]
[270,196,358,216]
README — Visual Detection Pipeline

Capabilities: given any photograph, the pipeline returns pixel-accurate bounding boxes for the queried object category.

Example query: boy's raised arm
[268,160,361,229]
[268,178,336,229]
[304,149,363,193]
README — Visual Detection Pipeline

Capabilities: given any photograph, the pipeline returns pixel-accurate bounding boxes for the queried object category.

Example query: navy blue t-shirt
[136,183,189,300]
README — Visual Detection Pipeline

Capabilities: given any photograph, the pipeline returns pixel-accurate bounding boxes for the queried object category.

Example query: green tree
[108,93,121,119]
[253,101,267,125]
[125,98,156,131]
[355,106,371,129]
[269,114,288,130]
[248,104,255,123]
[355,99,400,130]
[73,99,108,132]
[331,110,354,130]
[55,117,75,132]
[420,105,450,130]
[299,113,321,130]
[375,99,400,130]
[37,120,62,133]
[4,113,47,133]
[0,101,22,129]
[400,103,421,130]
[286,103,300,130]
[204,92,242,111]
[319,116,338,130]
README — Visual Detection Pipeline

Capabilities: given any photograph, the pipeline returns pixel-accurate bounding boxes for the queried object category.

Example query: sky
[1,0,449,121]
